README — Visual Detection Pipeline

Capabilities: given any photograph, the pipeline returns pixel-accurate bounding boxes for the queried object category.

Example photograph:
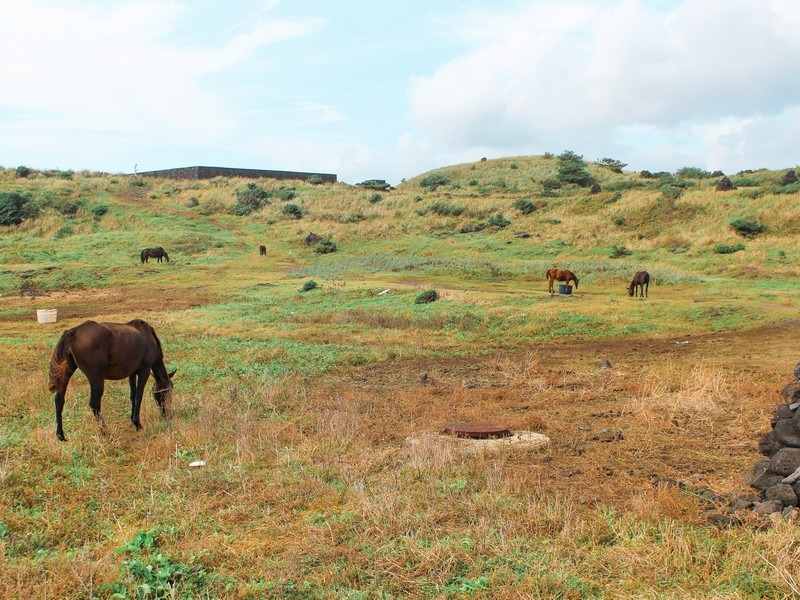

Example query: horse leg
[53,365,76,442]
[645,282,648,298]
[131,368,150,430]
[87,378,107,435]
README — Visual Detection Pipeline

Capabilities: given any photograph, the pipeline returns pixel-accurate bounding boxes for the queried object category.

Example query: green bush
[301,280,318,292]
[15,165,31,178]
[609,245,632,258]
[714,242,745,254]
[661,185,683,200]
[675,167,710,179]
[234,183,271,216]
[556,150,593,187]
[282,203,303,219]
[313,238,337,254]
[414,289,439,304]
[419,173,450,190]
[368,193,382,204]
[186,197,199,208]
[487,213,511,228]
[307,175,324,185]
[59,202,81,215]
[731,176,759,187]
[277,188,297,201]
[356,179,391,191]
[427,201,464,217]
[90,204,108,218]
[0,191,36,225]
[512,198,536,214]
[730,218,767,238]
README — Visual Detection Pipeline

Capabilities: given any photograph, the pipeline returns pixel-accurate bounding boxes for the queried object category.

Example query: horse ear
[168,369,177,379]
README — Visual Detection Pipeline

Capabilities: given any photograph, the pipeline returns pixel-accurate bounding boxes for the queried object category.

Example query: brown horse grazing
[628,271,650,298]
[259,244,267,256]
[546,268,579,294]
[49,319,176,441]
[140,247,169,263]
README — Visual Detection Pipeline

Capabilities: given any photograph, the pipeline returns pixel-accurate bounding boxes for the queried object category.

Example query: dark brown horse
[259,244,267,256]
[140,247,169,263]
[628,271,650,298]
[49,319,176,441]
[546,268,579,294]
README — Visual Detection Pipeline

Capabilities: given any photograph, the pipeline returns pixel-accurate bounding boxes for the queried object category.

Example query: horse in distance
[259,244,267,256]
[546,268,579,294]
[140,247,169,263]
[48,319,176,441]
[628,271,650,298]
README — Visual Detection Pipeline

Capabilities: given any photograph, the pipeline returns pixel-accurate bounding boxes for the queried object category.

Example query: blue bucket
[558,284,572,295]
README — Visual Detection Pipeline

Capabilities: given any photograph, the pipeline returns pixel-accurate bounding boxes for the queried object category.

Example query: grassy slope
[1,159,799,598]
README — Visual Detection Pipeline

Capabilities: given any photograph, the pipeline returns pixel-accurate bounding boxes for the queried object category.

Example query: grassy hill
[1,156,800,597]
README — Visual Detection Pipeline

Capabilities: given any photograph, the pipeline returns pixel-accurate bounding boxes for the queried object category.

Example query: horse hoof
[57,433,66,442]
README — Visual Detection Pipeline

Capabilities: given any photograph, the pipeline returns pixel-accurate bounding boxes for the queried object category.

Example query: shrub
[714,242,745,254]
[277,188,297,201]
[368,192,382,204]
[234,183,271,216]
[597,157,627,172]
[307,175,324,185]
[356,179,391,191]
[609,245,632,258]
[15,165,31,178]
[0,191,36,225]
[58,170,74,180]
[487,213,511,228]
[661,185,683,200]
[556,150,593,187]
[414,289,439,304]
[419,173,450,190]
[301,280,318,292]
[675,166,710,179]
[59,202,80,215]
[539,178,562,196]
[612,215,626,227]
[731,176,759,187]
[427,201,464,217]
[512,198,536,214]
[730,218,767,238]
[282,203,303,219]
[90,204,108,218]
[186,197,199,208]
[313,238,337,254]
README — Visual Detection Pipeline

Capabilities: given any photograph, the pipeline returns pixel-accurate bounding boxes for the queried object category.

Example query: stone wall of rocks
[743,366,800,517]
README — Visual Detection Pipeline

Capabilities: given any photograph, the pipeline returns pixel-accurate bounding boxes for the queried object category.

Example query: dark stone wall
[136,166,337,183]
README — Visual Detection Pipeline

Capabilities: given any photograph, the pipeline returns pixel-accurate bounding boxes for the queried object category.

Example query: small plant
[59,202,80,215]
[0,191,36,225]
[186,197,199,208]
[487,213,511,228]
[307,175,324,185]
[368,192,382,204]
[282,203,303,219]
[277,188,297,201]
[609,245,632,258]
[90,204,109,218]
[597,157,627,173]
[356,179,391,191]
[661,185,683,200]
[512,198,536,214]
[313,238,337,254]
[419,173,450,190]
[58,170,74,180]
[15,165,31,178]
[234,183,271,216]
[414,289,439,304]
[714,242,746,254]
[730,218,767,238]
[301,280,318,292]
[612,215,626,227]
[427,201,465,217]
[675,166,710,179]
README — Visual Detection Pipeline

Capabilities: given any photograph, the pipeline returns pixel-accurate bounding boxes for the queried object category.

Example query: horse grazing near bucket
[140,247,169,263]
[259,244,267,256]
[628,271,650,298]
[546,268,579,294]
[48,319,176,441]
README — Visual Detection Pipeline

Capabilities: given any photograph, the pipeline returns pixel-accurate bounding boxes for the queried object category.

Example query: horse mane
[48,328,74,392]
[128,319,164,358]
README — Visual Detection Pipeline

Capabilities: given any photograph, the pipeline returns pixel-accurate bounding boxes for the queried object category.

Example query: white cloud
[409,0,800,171]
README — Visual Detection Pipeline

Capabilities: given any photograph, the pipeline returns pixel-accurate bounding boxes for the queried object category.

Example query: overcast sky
[1,0,799,185]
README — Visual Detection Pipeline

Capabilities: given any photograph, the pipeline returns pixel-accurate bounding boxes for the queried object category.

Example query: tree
[596,157,627,173]
[557,151,593,187]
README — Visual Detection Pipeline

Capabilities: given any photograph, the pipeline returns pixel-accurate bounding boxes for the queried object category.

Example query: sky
[1,0,799,185]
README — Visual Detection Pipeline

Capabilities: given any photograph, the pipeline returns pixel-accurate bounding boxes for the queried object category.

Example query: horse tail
[48,329,74,392]
[140,249,146,263]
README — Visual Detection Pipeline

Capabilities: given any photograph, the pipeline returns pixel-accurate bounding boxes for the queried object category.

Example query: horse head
[153,369,177,415]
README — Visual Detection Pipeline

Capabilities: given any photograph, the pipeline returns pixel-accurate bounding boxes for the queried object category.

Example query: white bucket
[36,309,58,324]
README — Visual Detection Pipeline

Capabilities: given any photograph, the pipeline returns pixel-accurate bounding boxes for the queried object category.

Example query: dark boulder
[769,448,800,476]
[759,430,783,456]
[765,483,799,507]
[774,420,800,448]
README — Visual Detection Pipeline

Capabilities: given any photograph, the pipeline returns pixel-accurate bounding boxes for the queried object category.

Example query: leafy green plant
[282,203,303,219]
[234,183,271,216]
[557,150,593,187]
[675,166,710,179]
[368,193,382,204]
[15,165,31,178]
[512,198,536,214]
[185,197,199,208]
[277,188,297,201]
[419,173,450,190]
[356,179,391,191]
[414,289,439,304]
[597,157,627,173]
[301,280,318,292]
[714,242,746,254]
[661,185,683,200]
[730,218,767,238]
[427,201,465,217]
[487,213,511,228]
[90,204,108,218]
[313,238,337,254]
[0,191,36,225]
[306,175,324,185]
[609,245,632,258]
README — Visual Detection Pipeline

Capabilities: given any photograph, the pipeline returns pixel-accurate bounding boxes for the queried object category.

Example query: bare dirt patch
[322,320,800,520]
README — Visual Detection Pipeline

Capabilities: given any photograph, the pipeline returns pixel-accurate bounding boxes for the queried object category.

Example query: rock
[759,430,783,456]
[774,402,795,423]
[782,465,800,484]
[731,495,757,510]
[781,170,799,186]
[304,232,322,246]
[794,362,800,382]
[765,484,799,507]
[461,379,477,389]
[695,486,726,505]
[753,500,784,515]
[594,428,624,442]
[513,231,531,239]
[715,176,736,191]
[781,383,800,403]
[774,420,800,448]
[706,511,735,528]
[597,359,612,369]
[417,372,428,383]
[744,460,785,491]
[769,448,800,476]
[652,476,687,490]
